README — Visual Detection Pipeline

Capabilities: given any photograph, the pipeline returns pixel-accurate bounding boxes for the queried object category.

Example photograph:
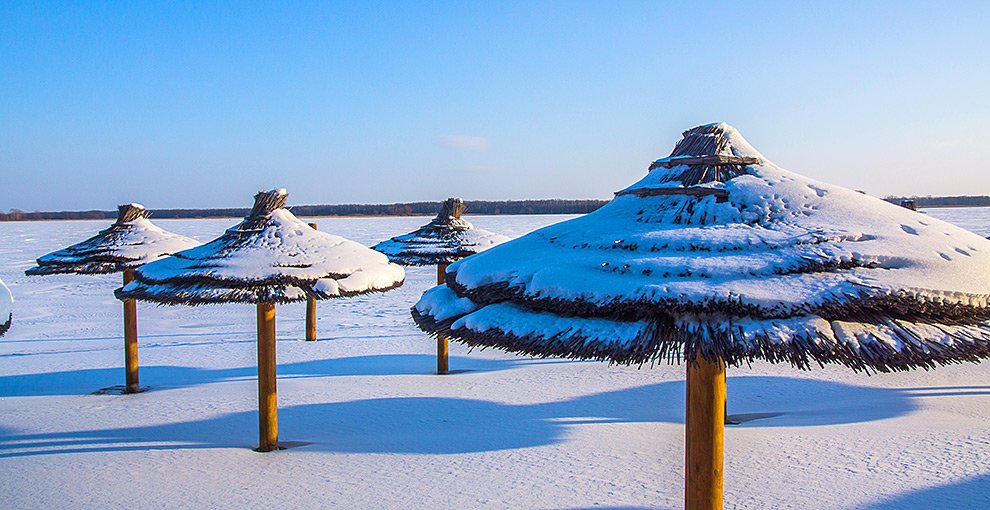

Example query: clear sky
[2,1,989,211]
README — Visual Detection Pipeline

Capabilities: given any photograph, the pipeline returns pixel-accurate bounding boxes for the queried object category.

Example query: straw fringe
[117,277,403,306]
[412,304,990,373]
[443,273,990,325]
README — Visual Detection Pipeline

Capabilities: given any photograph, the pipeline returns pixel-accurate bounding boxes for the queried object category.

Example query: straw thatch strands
[117,189,405,452]
[373,198,509,266]
[25,203,199,393]
[0,278,11,337]
[412,122,990,509]
[374,198,508,374]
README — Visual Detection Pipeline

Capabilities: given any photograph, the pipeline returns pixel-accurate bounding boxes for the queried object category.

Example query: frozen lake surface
[0,211,988,509]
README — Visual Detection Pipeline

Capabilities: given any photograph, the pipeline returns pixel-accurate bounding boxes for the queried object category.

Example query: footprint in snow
[807,184,827,198]
[900,225,919,235]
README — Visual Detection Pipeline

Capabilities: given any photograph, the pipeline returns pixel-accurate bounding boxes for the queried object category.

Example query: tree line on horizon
[0,199,610,222]
[6,195,990,222]
[882,195,990,208]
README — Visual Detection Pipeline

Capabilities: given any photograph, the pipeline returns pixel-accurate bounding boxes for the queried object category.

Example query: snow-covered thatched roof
[413,123,990,373]
[26,204,200,276]
[0,278,11,337]
[116,189,406,305]
[373,198,509,266]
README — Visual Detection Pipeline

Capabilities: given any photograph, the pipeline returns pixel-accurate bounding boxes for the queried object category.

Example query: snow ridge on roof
[0,278,11,337]
[373,198,510,266]
[413,123,990,372]
[25,204,200,275]
[116,189,406,305]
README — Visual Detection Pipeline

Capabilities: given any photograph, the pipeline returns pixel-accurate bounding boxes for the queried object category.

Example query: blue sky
[2,1,989,210]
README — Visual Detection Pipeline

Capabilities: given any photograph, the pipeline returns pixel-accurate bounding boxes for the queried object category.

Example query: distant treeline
[883,195,990,208]
[0,199,609,222]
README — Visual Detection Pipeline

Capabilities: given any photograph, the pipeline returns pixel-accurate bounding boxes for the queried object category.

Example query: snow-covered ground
[0,210,988,509]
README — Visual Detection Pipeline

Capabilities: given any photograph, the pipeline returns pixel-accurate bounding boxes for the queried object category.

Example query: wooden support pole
[305,222,318,341]
[685,355,726,510]
[436,262,449,375]
[122,269,140,394]
[256,302,279,452]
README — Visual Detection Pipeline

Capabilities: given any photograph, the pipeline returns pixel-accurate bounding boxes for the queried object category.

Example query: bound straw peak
[250,189,290,217]
[116,203,150,224]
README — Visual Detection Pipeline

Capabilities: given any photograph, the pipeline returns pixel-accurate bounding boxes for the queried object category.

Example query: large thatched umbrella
[117,189,405,452]
[412,123,990,509]
[25,203,199,393]
[374,198,508,373]
[0,278,11,337]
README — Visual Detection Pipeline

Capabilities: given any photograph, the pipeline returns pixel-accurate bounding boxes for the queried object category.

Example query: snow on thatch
[25,204,199,276]
[413,123,990,372]
[116,189,406,305]
[0,278,11,337]
[373,198,509,266]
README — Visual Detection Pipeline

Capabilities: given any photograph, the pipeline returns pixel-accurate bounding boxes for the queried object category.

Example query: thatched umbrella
[116,189,405,452]
[374,198,508,373]
[0,278,11,337]
[412,123,990,509]
[25,203,199,393]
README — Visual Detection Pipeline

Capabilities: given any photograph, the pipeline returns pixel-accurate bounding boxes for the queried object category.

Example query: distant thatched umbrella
[0,278,11,337]
[117,189,405,452]
[25,203,199,393]
[412,123,990,509]
[374,198,508,373]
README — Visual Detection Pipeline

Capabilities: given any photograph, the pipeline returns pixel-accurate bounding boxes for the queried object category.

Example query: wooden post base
[123,269,140,394]
[436,262,449,374]
[685,356,726,510]
[305,223,318,341]
[437,336,449,375]
[305,298,317,341]
[257,302,278,452]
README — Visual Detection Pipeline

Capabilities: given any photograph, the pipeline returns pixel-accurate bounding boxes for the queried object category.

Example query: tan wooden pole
[305,222,318,342]
[436,262,449,375]
[256,302,278,452]
[122,269,140,394]
[685,355,726,510]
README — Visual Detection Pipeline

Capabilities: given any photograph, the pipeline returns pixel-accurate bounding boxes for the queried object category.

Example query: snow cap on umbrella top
[116,188,405,305]
[0,278,11,337]
[413,122,990,372]
[25,203,200,276]
[373,198,510,266]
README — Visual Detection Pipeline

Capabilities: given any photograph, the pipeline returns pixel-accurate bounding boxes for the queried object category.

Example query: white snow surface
[0,276,11,332]
[125,209,405,299]
[1,213,989,509]
[33,216,200,271]
[448,126,990,313]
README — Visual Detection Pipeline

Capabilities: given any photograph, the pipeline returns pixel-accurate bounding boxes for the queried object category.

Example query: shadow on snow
[866,474,990,508]
[0,354,535,397]
[1,372,986,458]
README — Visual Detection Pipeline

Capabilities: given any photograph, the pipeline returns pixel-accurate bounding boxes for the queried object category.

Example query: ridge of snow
[130,208,405,293]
